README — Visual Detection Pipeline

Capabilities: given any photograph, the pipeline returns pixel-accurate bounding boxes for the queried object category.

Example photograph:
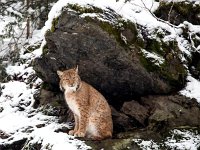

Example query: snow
[180,75,200,103]
[133,139,160,150]
[165,129,200,150]
[141,49,165,66]
[133,129,200,150]
[29,124,90,150]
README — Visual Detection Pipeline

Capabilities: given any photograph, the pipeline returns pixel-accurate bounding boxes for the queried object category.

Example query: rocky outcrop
[142,95,200,130]
[31,1,200,135]
[31,3,199,149]
[33,4,187,108]
[35,88,200,134]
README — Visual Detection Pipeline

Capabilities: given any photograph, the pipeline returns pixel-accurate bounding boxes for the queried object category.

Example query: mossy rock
[34,2,186,107]
[138,36,186,90]
[66,3,138,48]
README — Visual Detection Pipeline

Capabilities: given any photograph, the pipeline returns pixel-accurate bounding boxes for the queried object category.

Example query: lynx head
[57,66,81,92]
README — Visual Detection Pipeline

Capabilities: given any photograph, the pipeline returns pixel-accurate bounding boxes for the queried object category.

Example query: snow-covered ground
[0,0,200,149]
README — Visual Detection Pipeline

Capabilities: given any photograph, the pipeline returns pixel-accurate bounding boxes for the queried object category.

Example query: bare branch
[168,0,175,23]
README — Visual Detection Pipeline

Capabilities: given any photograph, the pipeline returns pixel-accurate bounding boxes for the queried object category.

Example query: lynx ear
[75,65,78,73]
[57,70,63,78]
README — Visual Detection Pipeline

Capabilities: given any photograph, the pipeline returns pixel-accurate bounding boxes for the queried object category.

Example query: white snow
[133,129,200,150]
[141,49,165,66]
[165,129,200,150]
[180,75,200,103]
[133,139,160,150]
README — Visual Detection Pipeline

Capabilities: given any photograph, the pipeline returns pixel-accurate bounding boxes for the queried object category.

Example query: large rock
[141,95,200,130]
[33,4,186,107]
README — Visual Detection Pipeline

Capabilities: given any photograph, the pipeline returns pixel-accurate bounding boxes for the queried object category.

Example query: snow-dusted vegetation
[0,0,200,149]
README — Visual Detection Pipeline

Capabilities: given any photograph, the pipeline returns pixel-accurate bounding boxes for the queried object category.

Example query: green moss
[41,82,51,90]
[139,53,160,72]
[98,20,127,47]
[84,17,138,49]
[42,44,49,55]
[67,4,138,48]
[67,4,103,14]
[146,39,164,56]
[139,38,186,88]
[50,17,59,32]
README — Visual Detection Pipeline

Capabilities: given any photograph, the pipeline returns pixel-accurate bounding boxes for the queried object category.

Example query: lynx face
[57,67,81,92]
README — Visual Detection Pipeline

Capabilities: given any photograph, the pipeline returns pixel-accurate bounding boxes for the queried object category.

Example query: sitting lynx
[57,67,113,140]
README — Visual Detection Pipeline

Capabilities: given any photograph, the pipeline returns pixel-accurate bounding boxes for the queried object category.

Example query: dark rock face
[33,8,186,107]
[0,138,27,150]
[121,101,149,126]
[111,106,133,133]
[142,95,200,130]
[33,89,73,122]
[189,52,200,80]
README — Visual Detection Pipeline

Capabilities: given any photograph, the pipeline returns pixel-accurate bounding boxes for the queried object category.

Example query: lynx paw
[74,131,85,138]
[68,130,75,136]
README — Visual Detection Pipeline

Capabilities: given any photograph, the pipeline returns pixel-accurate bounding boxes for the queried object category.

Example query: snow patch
[141,49,165,66]
[180,75,200,103]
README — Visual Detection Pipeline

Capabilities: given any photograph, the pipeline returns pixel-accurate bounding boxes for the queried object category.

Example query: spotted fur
[57,67,113,140]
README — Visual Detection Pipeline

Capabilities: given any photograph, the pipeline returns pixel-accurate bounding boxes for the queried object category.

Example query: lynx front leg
[68,114,79,135]
[74,112,88,138]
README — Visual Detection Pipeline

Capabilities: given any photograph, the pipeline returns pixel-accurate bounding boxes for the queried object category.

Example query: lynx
[57,67,113,140]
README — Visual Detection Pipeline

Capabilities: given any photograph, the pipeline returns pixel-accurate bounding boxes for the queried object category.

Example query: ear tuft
[75,65,78,73]
[57,70,63,77]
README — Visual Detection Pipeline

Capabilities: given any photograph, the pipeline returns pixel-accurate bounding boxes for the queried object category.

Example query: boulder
[33,4,186,107]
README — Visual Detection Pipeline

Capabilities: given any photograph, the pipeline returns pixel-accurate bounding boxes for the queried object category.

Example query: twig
[168,0,175,23]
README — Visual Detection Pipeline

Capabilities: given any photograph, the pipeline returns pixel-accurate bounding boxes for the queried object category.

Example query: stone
[121,100,149,126]
[33,6,186,108]
[111,106,133,133]
[33,88,73,122]
[141,95,200,130]
[0,130,10,139]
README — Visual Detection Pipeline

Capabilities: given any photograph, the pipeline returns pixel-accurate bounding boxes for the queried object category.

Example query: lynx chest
[64,93,80,116]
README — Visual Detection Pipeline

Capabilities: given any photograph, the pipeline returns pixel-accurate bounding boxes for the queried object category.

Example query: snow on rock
[133,129,200,150]
[29,123,90,150]
[180,75,200,103]
[141,49,165,66]
[165,129,200,150]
